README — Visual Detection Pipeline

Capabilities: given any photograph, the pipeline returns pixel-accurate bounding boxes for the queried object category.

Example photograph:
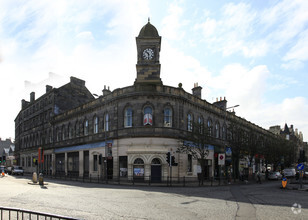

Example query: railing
[0,206,80,220]
[46,173,232,187]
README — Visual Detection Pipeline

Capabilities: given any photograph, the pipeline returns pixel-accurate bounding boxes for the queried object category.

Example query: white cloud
[281,60,304,70]
[194,18,217,37]
[256,97,308,141]
[210,64,269,107]
[161,2,186,41]
[283,29,308,62]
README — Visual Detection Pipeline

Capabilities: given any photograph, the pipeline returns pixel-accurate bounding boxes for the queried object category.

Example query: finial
[148,17,150,23]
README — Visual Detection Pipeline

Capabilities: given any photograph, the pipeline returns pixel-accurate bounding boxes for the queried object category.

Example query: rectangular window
[93,155,98,171]
[124,108,132,127]
[187,154,192,172]
[28,156,31,167]
[164,108,172,127]
[104,114,109,131]
[119,156,128,177]
[94,117,99,134]
[84,120,89,136]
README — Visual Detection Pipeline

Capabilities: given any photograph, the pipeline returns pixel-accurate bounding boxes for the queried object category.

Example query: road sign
[297,163,304,171]
[218,153,225,165]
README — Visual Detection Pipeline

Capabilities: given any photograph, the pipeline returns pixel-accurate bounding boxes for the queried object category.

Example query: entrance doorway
[151,158,161,183]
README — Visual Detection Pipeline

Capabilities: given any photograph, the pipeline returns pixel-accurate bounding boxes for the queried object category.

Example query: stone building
[15,21,275,182]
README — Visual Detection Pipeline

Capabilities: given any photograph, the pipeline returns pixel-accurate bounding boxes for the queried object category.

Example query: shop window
[133,158,144,178]
[119,156,128,177]
[124,108,132,127]
[164,107,172,127]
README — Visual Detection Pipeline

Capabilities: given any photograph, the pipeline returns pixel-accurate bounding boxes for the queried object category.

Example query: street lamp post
[224,104,240,183]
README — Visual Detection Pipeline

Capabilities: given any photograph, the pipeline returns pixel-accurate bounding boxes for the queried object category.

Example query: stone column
[52,153,56,176]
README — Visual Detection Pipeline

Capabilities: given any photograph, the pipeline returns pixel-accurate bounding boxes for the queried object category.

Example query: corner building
[15,21,272,182]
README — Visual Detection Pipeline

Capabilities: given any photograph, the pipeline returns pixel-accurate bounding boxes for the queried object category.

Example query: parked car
[283,168,296,178]
[268,171,282,180]
[8,166,24,175]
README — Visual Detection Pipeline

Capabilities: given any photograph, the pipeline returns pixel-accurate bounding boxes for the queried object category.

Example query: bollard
[32,172,38,183]
[39,173,44,186]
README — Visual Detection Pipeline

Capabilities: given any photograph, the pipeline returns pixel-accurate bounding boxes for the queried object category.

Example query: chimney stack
[46,85,53,93]
[30,92,35,102]
[192,83,202,99]
[103,85,111,96]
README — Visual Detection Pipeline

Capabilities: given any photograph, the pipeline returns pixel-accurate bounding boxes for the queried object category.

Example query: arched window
[198,116,204,134]
[68,124,72,139]
[84,119,89,136]
[187,114,193,131]
[151,158,161,165]
[134,158,144,164]
[124,107,133,127]
[133,158,145,178]
[207,119,212,136]
[222,124,227,140]
[215,122,220,138]
[164,107,172,127]
[103,113,109,131]
[143,106,153,126]
[75,121,79,137]
[62,126,66,140]
[94,116,99,134]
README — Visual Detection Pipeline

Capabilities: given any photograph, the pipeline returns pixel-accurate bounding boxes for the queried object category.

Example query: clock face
[142,48,154,60]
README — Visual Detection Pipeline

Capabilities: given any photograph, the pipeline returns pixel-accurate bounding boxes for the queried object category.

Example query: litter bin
[39,173,44,185]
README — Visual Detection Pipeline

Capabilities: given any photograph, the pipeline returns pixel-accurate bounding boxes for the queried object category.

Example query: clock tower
[135,19,162,86]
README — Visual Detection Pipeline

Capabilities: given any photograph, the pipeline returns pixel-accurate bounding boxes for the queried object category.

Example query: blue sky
[0,0,307,142]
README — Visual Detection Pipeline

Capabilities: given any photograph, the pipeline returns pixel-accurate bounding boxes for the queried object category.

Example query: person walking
[257,171,262,184]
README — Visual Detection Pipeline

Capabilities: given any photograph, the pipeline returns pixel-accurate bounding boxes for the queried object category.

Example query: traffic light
[2,156,5,162]
[166,152,171,165]
[99,154,102,165]
[171,156,178,166]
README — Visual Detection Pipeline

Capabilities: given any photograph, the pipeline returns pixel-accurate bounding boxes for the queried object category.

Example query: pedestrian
[257,171,262,184]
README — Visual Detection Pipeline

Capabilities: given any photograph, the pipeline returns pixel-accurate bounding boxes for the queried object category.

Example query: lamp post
[224,104,240,183]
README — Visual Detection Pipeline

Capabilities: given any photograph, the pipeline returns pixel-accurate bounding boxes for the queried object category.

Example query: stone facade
[15,21,275,182]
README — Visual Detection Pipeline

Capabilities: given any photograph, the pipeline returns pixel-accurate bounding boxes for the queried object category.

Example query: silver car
[283,168,296,178]
[268,171,282,180]
[11,166,24,175]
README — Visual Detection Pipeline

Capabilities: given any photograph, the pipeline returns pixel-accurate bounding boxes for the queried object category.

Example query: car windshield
[284,169,293,172]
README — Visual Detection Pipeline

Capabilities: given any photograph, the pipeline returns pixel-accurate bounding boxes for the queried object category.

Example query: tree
[227,121,247,179]
[178,121,211,186]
